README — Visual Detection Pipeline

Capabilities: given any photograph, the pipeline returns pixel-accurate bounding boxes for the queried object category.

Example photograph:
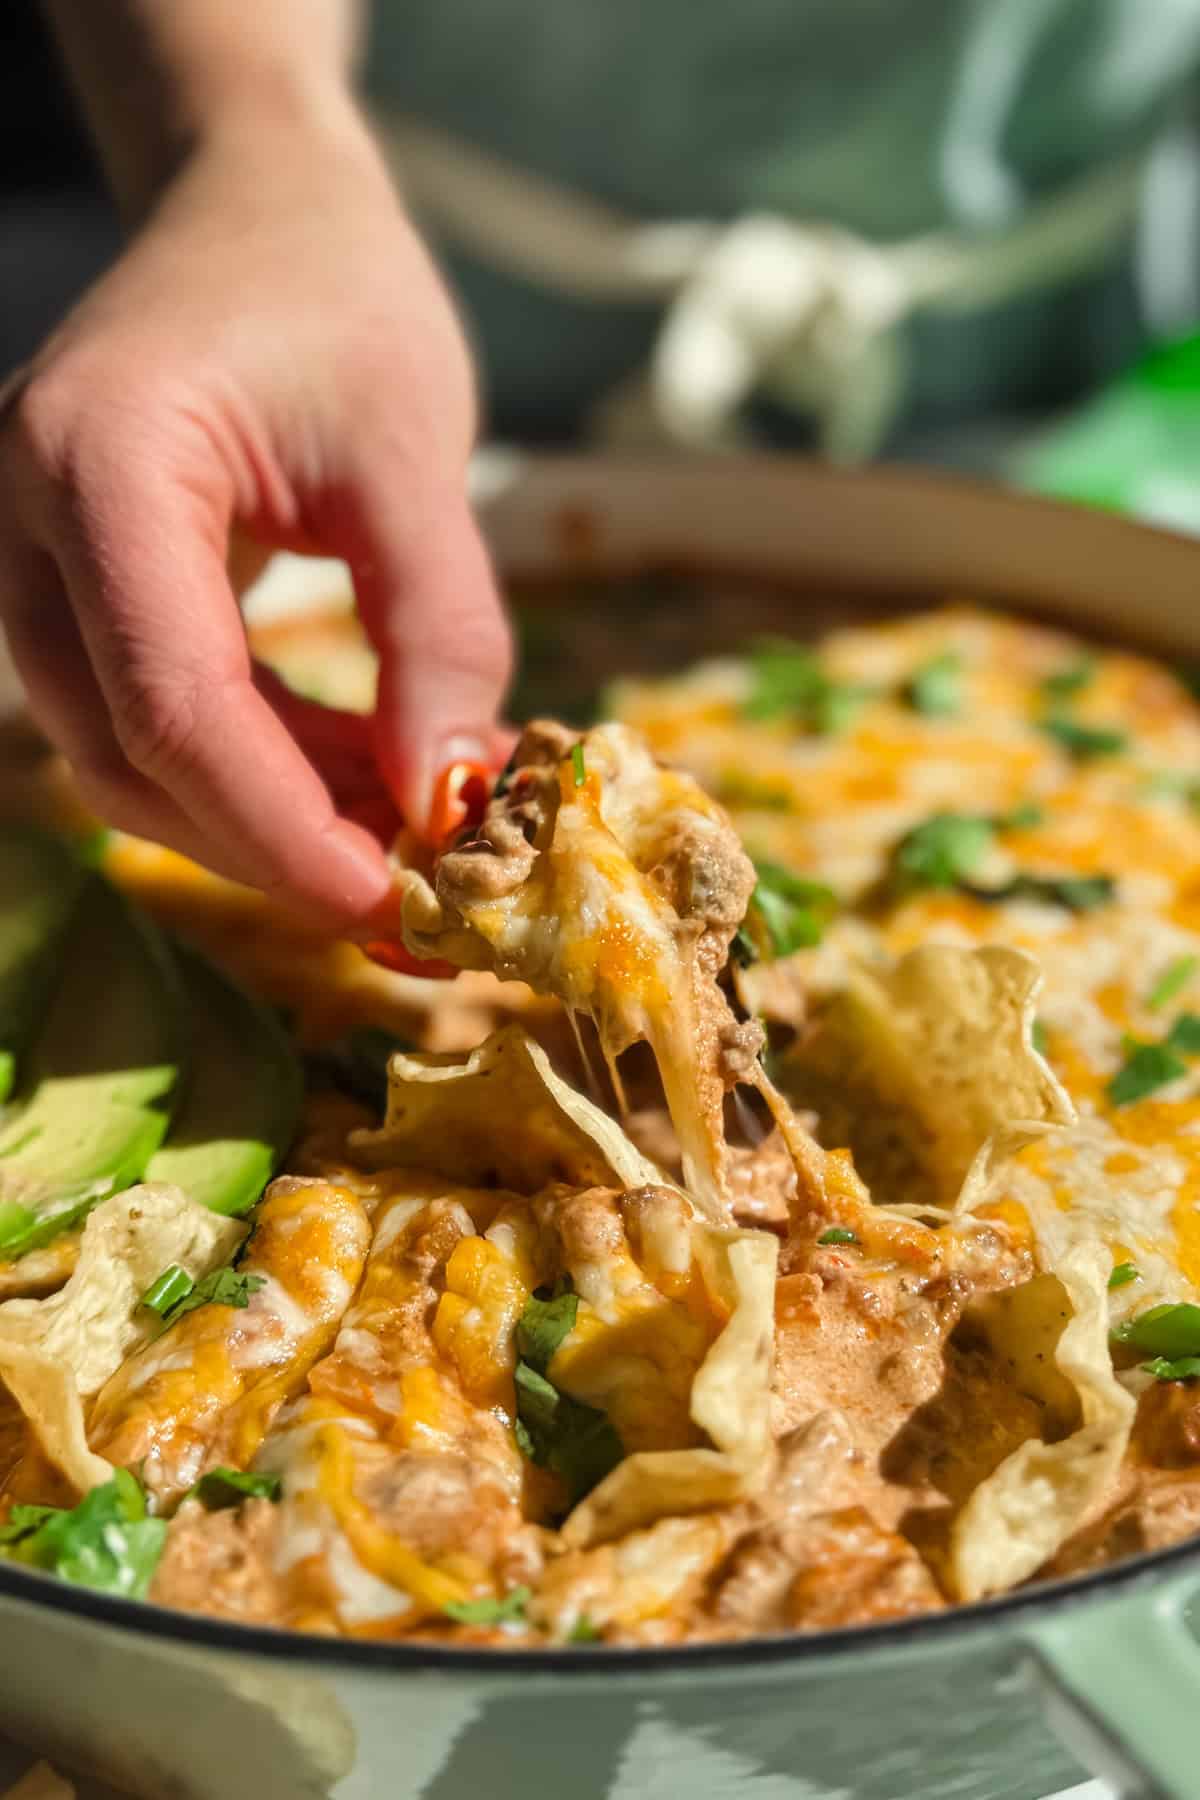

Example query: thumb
[335,471,513,836]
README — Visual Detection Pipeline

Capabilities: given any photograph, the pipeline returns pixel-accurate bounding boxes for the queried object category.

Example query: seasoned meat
[1131,1379,1200,1469]
[152,1498,285,1626]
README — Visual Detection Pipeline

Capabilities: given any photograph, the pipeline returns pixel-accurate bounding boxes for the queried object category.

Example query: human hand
[0,100,511,927]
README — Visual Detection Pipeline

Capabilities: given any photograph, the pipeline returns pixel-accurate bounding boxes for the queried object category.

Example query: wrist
[144,78,393,230]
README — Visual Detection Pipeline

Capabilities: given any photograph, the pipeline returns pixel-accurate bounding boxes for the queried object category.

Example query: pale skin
[0,0,512,927]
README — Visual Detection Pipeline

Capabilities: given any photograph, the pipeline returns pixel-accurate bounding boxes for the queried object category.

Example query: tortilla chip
[0,1183,243,1494]
[949,1236,1135,1601]
[781,945,1074,1210]
[561,1225,777,1547]
[350,1024,665,1195]
[395,721,758,1221]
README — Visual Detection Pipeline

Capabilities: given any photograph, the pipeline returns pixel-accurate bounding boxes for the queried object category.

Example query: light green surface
[0,875,182,1249]
[145,946,302,1217]
[1028,1571,1200,1799]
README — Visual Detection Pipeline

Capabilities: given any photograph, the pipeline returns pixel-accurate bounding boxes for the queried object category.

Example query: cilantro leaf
[160,1265,265,1329]
[741,641,868,735]
[964,872,1116,913]
[569,1614,602,1643]
[1107,1041,1188,1107]
[1144,1356,1200,1382]
[1040,659,1095,701]
[1112,1302,1200,1357]
[817,1227,858,1246]
[187,1468,282,1511]
[1167,1013,1200,1054]
[513,1362,623,1506]
[0,1469,165,1599]
[1040,716,1128,759]
[750,859,837,957]
[444,1585,531,1625]
[994,801,1045,830]
[1108,1262,1140,1290]
[1149,956,1199,1012]
[516,1280,579,1375]
[906,652,962,717]
[890,813,994,892]
[0,1505,58,1544]
[712,771,793,813]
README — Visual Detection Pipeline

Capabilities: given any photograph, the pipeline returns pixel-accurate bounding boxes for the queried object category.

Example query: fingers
[253,661,401,845]
[6,434,392,923]
[0,542,254,877]
[333,470,513,836]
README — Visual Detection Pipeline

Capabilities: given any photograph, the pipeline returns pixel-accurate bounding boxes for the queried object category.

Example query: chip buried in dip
[4,597,1200,1648]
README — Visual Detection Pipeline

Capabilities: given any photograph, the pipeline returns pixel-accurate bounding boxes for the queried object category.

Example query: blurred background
[7,0,1200,522]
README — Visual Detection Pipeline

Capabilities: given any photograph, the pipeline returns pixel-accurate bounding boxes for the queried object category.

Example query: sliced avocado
[145,946,302,1216]
[0,874,184,1254]
[0,829,89,1104]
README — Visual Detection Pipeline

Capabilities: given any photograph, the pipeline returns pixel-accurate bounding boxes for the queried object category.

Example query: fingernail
[435,732,491,774]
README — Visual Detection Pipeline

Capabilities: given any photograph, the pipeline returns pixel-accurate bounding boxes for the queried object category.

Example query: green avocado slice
[145,946,302,1216]
[0,874,184,1255]
[0,829,90,1104]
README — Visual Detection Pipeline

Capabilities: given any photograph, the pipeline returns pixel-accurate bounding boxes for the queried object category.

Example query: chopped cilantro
[513,1362,623,1507]
[1040,659,1095,701]
[140,1264,194,1318]
[571,742,586,787]
[1167,1013,1200,1054]
[0,1470,165,1599]
[906,652,962,717]
[186,1468,282,1511]
[1107,1041,1188,1108]
[160,1265,265,1329]
[741,641,868,735]
[516,1280,578,1375]
[444,1586,531,1626]
[964,872,1116,913]
[1031,1019,1049,1056]
[712,770,793,812]
[1107,1262,1140,1291]
[569,1615,601,1643]
[994,801,1045,830]
[890,813,994,891]
[1144,1356,1200,1381]
[739,859,837,963]
[817,1227,859,1246]
[1112,1302,1200,1357]
[1148,956,1199,1012]
[1040,716,1128,759]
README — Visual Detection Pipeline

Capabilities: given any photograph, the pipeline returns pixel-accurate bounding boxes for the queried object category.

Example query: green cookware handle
[1025,1570,1200,1798]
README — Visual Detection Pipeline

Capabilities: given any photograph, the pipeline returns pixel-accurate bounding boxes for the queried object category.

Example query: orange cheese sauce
[614,606,1200,1306]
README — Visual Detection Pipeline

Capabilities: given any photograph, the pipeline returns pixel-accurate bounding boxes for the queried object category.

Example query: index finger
[46,462,392,924]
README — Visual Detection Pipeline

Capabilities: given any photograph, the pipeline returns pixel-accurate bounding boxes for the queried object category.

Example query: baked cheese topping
[13,596,1200,1644]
